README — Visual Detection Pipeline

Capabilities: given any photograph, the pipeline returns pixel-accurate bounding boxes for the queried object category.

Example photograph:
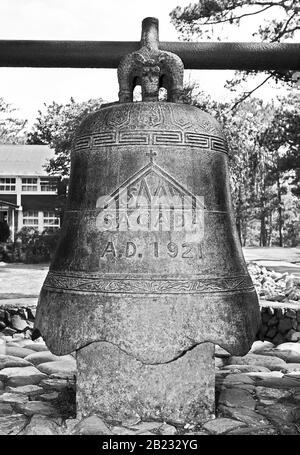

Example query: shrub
[15,226,60,263]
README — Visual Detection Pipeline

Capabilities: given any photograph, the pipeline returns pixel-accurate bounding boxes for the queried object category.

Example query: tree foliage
[0,97,27,144]
[170,1,300,42]
[187,83,299,246]
[170,1,300,107]
[261,92,300,194]
[27,97,104,176]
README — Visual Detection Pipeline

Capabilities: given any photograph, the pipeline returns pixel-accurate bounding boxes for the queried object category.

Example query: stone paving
[0,335,300,435]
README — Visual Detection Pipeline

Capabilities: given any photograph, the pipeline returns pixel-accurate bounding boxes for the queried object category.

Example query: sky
[0,0,291,128]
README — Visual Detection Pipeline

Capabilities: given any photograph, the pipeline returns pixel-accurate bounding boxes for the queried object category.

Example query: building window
[43,211,60,229]
[40,178,57,192]
[0,178,16,191]
[23,210,39,226]
[22,178,38,191]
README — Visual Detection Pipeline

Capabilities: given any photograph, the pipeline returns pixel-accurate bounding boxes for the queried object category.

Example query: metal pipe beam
[0,40,299,70]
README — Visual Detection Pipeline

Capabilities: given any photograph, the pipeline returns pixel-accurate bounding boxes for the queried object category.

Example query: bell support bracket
[118,17,184,103]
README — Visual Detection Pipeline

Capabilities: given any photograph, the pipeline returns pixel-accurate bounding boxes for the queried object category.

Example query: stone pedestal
[76,341,215,425]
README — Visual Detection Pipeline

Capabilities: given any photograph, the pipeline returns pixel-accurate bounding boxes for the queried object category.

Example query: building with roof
[0,144,62,241]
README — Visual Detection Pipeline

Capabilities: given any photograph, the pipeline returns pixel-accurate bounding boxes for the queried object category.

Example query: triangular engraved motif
[102,161,205,210]
[96,155,205,233]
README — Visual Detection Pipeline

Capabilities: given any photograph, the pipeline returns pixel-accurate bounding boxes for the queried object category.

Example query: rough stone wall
[0,305,35,338]
[258,303,300,345]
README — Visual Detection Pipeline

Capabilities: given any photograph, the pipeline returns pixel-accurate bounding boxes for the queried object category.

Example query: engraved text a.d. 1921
[99,240,203,260]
